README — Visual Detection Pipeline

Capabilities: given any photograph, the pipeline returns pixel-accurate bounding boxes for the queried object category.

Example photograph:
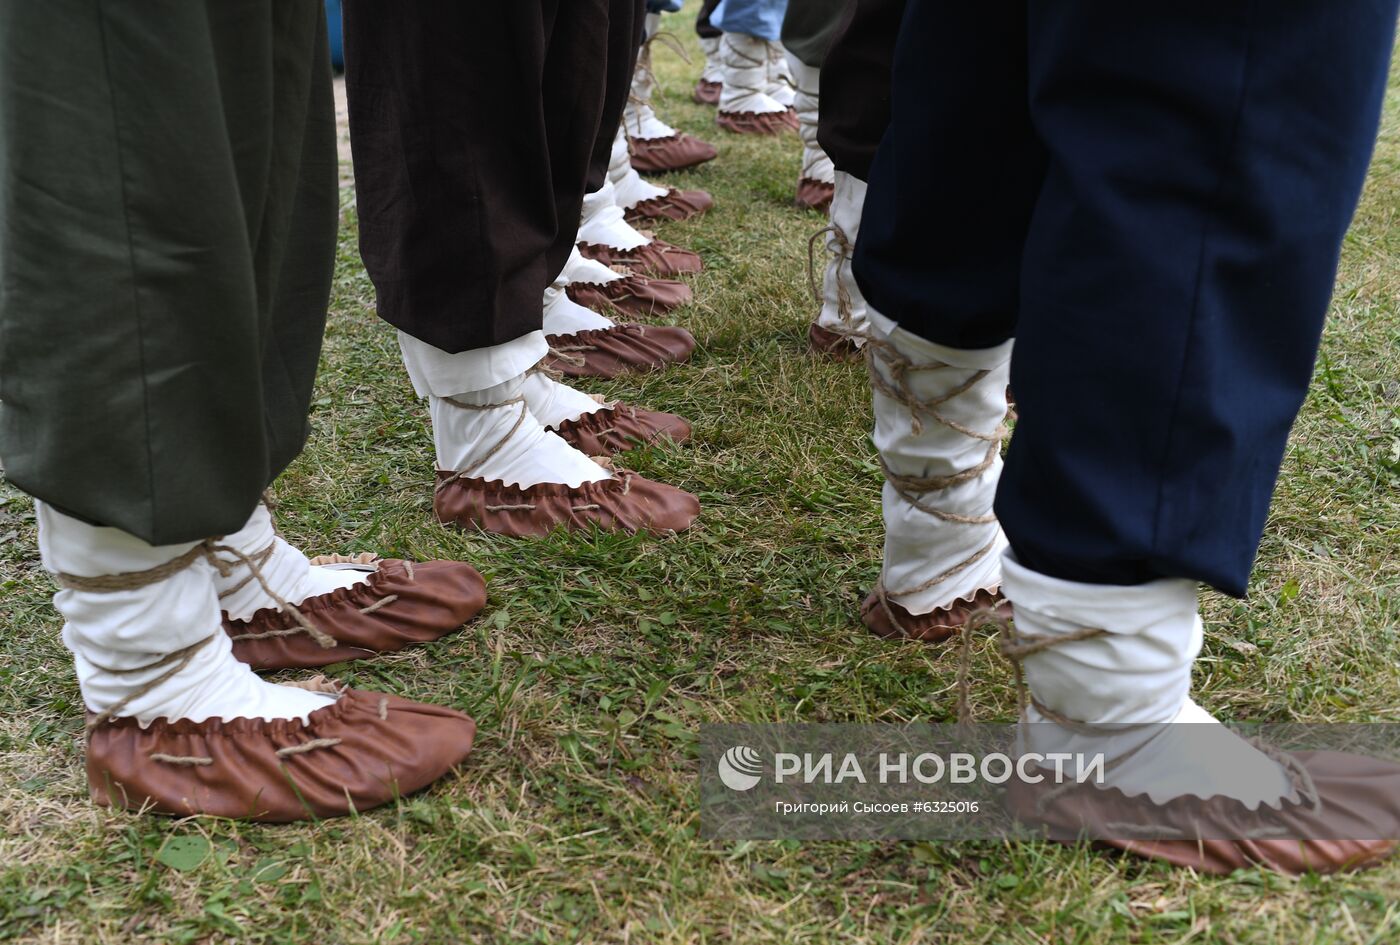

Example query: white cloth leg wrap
[817,172,870,340]
[519,369,605,428]
[544,283,613,335]
[427,375,609,488]
[579,179,649,251]
[868,311,1011,614]
[38,503,334,725]
[1004,555,1293,808]
[399,330,548,399]
[543,249,616,335]
[212,505,367,622]
[608,127,670,209]
[700,36,723,85]
[563,246,624,287]
[625,26,678,141]
[766,41,795,108]
[398,317,606,486]
[718,33,788,116]
[787,55,834,185]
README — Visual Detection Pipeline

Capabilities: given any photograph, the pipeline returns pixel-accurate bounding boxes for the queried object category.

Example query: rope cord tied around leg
[626,32,690,136]
[547,347,589,368]
[80,635,218,735]
[864,329,1010,634]
[527,361,566,383]
[205,541,337,650]
[805,223,868,348]
[721,37,774,102]
[764,42,795,95]
[433,392,629,506]
[952,607,1111,820]
[435,394,531,490]
[633,31,692,94]
[954,607,1323,816]
[213,538,275,601]
[57,533,345,732]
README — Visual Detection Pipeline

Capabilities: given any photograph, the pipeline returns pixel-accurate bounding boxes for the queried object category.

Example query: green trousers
[0,0,338,545]
[781,0,848,67]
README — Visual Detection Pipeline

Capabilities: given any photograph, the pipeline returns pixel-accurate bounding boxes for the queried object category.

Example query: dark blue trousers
[853,1,1398,597]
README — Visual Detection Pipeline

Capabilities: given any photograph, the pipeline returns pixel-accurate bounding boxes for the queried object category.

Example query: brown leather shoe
[549,403,691,456]
[87,684,475,822]
[717,108,798,135]
[629,133,718,174]
[544,324,696,379]
[578,239,704,277]
[809,322,862,361]
[223,558,487,670]
[566,272,693,318]
[693,78,722,106]
[861,586,1008,643]
[623,188,715,225]
[1008,750,1400,875]
[433,468,700,537]
[795,178,835,214]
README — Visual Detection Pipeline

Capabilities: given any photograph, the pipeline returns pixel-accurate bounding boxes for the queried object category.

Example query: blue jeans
[712,0,787,41]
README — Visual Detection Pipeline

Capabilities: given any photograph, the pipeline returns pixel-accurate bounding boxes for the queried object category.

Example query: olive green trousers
[781,0,848,67]
[0,0,338,544]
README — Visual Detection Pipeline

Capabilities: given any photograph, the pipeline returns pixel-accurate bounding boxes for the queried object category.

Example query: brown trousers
[343,0,643,354]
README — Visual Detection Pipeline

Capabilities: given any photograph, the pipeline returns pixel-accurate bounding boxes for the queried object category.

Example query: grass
[2,10,1399,944]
